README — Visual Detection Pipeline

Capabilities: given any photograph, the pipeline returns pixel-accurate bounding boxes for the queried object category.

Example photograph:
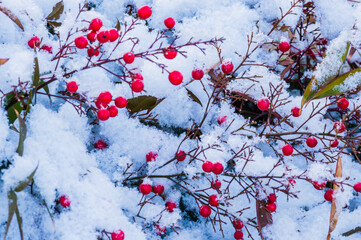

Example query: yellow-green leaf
[3,190,17,240]
[0,5,24,31]
[15,110,27,156]
[46,1,64,21]
[0,58,9,65]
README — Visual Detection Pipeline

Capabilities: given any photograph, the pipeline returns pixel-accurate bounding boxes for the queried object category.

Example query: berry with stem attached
[108,105,118,117]
[192,69,204,80]
[199,205,211,217]
[123,52,135,64]
[89,18,102,31]
[306,136,318,148]
[279,41,290,52]
[211,179,221,189]
[87,45,100,57]
[313,181,326,190]
[267,193,277,203]
[221,61,233,74]
[257,98,270,111]
[324,190,333,202]
[97,109,110,121]
[208,194,219,207]
[168,71,183,85]
[232,219,244,229]
[353,182,361,192]
[87,31,97,42]
[131,80,144,92]
[97,30,110,43]
[28,36,41,48]
[212,162,224,175]
[334,121,346,133]
[115,97,127,108]
[153,185,165,195]
[337,98,349,110]
[165,201,177,212]
[234,231,244,240]
[202,161,213,173]
[164,17,175,29]
[98,92,112,104]
[291,107,301,117]
[139,183,152,195]
[331,140,339,148]
[176,150,186,161]
[282,144,293,156]
[266,202,276,212]
[164,47,177,59]
[74,36,88,49]
[66,81,78,93]
[109,29,119,42]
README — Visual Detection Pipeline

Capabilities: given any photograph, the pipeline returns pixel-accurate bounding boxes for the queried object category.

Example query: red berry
[266,202,277,212]
[282,144,293,156]
[353,182,361,192]
[97,109,110,121]
[139,183,152,195]
[123,52,135,64]
[89,18,103,31]
[155,225,166,235]
[278,41,290,52]
[133,73,143,81]
[221,61,234,74]
[164,17,175,29]
[168,71,183,85]
[98,91,112,104]
[41,45,53,53]
[306,136,318,148]
[217,116,227,125]
[192,69,204,80]
[28,36,40,48]
[115,97,127,108]
[164,47,177,59]
[234,230,244,240]
[87,31,97,42]
[66,81,78,93]
[94,139,107,150]
[59,195,71,207]
[202,161,213,173]
[109,29,119,42]
[153,185,165,195]
[212,162,224,175]
[324,190,333,202]
[211,179,221,189]
[257,98,270,111]
[232,219,244,229]
[97,30,110,43]
[131,80,144,92]
[268,193,277,203]
[208,194,219,207]
[199,205,211,217]
[176,150,186,161]
[312,181,326,190]
[288,179,296,186]
[146,151,158,162]
[333,121,346,133]
[165,201,177,212]
[337,98,349,110]
[138,6,152,20]
[74,36,88,49]
[87,45,100,57]
[111,229,125,240]
[108,105,118,117]
[331,140,339,148]
[95,98,108,109]
[291,107,301,117]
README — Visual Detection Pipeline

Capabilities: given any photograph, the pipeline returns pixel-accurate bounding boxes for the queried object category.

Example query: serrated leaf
[327,156,342,240]
[14,163,38,192]
[256,199,273,240]
[3,190,17,240]
[15,110,27,156]
[46,1,64,21]
[115,18,121,31]
[0,5,24,31]
[126,95,162,114]
[302,42,350,107]
[186,88,203,107]
[0,58,9,65]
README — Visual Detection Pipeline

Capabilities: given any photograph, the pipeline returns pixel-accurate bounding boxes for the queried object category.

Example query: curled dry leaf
[0,5,24,31]
[0,58,9,65]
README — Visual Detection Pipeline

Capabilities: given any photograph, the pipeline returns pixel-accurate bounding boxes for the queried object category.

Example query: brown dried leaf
[281,64,293,79]
[0,58,9,65]
[256,199,273,240]
[327,156,342,240]
[0,5,24,31]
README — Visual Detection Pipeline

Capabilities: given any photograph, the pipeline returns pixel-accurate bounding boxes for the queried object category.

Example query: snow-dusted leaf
[126,95,163,114]
[0,58,9,65]
[46,1,64,21]
[15,109,27,156]
[14,164,38,192]
[3,190,17,240]
[186,88,203,107]
[256,200,272,240]
[327,156,342,240]
[302,42,350,107]
[0,5,24,31]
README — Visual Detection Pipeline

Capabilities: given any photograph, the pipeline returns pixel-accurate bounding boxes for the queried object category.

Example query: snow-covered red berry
[217,116,227,125]
[59,195,71,207]
[291,107,301,117]
[28,36,40,48]
[232,219,244,229]
[97,30,110,43]
[66,81,78,93]
[89,18,102,31]
[202,161,213,173]
[111,229,124,240]
[221,61,234,74]
[87,45,100,57]
[138,6,152,20]
[337,98,349,110]
[115,97,127,108]
[288,179,296,186]
[324,190,333,202]
[212,162,224,175]
[87,31,97,42]
[146,151,158,162]
[109,29,119,42]
[268,193,277,203]
[41,45,52,53]
[353,182,361,192]
[192,69,204,80]
[123,52,135,64]
[257,98,270,111]
[313,181,326,190]
[278,41,290,52]
[155,225,166,235]
[199,205,211,217]
[306,136,318,148]
[164,17,175,29]
[139,183,152,195]
[176,150,186,161]
[211,179,222,189]
[74,36,88,49]
[133,73,143,81]
[94,139,107,150]
[164,47,177,59]
[98,92,112,104]
[97,109,110,121]
[153,185,165,195]
[266,202,277,212]
[165,201,177,212]
[108,105,118,117]
[131,80,144,92]
[95,98,108,109]
[282,144,293,156]
[168,71,183,85]
[208,194,219,207]
[234,231,244,240]
[333,121,346,133]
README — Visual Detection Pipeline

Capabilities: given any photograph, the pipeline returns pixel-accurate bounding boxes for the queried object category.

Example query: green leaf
[14,163,38,192]
[0,5,24,31]
[46,1,64,21]
[31,49,40,105]
[47,20,62,28]
[126,95,163,114]
[302,42,350,107]
[115,18,121,31]
[3,190,17,240]
[185,88,203,107]
[14,205,23,240]
[15,110,27,156]
[4,93,23,124]
[0,58,9,65]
